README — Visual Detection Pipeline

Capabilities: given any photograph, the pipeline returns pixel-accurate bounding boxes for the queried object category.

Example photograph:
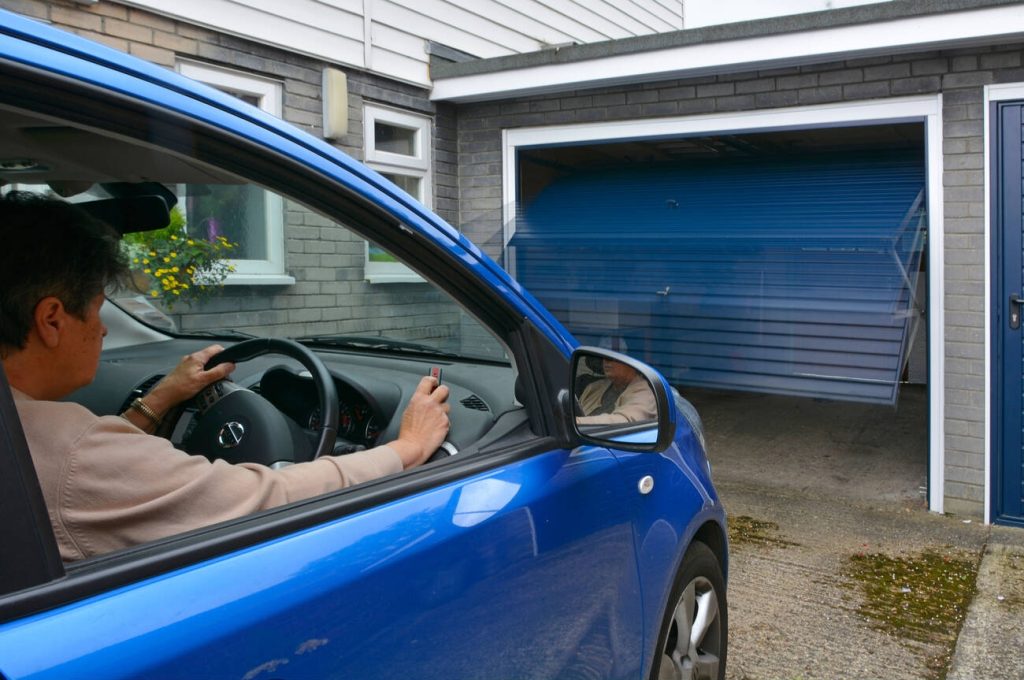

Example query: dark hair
[0,191,129,352]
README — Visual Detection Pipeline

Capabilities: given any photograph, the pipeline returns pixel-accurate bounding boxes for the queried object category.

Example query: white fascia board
[432,5,1024,102]
[504,94,941,147]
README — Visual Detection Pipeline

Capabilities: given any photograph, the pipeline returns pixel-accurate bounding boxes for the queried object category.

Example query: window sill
[365,273,425,284]
[223,274,296,286]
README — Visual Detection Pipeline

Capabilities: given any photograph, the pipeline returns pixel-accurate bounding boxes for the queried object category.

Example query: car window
[171,186,502,362]
[1,112,507,364]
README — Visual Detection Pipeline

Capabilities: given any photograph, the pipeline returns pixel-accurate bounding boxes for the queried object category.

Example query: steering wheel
[166,338,339,466]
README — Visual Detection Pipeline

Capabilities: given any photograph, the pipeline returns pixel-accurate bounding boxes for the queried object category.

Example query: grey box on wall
[322,67,348,140]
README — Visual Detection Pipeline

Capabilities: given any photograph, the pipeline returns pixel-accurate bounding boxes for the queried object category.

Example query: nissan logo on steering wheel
[217,421,246,449]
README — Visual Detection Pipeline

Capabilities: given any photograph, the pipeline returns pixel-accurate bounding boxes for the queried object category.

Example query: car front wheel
[652,540,727,680]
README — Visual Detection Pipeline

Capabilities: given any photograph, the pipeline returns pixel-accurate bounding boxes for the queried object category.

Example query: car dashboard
[69,336,523,460]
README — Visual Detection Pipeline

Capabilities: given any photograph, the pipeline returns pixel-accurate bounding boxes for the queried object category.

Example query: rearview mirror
[570,346,675,452]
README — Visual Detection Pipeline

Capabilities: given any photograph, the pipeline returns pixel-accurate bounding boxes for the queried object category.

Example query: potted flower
[122,207,237,310]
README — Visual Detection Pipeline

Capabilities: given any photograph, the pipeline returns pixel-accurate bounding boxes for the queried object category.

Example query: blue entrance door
[995,100,1024,525]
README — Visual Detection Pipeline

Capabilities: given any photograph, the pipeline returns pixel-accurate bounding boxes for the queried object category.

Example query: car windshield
[111,179,508,362]
[1,102,506,364]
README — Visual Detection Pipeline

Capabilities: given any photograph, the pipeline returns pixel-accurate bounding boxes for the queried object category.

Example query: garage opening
[509,123,929,501]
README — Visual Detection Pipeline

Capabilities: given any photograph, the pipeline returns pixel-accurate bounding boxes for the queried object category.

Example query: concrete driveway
[684,385,1024,680]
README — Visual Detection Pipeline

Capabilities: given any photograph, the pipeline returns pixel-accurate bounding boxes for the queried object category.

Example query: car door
[0,13,647,679]
[0,443,645,680]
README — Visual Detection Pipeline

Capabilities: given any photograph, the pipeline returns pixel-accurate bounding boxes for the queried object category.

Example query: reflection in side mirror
[570,347,675,452]
[575,355,658,425]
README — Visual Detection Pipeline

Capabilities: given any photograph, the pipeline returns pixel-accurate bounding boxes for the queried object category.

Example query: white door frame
[983,82,1024,524]
[502,95,946,512]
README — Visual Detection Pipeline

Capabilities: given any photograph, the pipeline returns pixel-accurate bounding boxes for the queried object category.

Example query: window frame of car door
[0,46,575,622]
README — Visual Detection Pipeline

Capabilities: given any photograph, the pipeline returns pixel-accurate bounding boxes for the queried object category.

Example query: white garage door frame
[502,94,946,513]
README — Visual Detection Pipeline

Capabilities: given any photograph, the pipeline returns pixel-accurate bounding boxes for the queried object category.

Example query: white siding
[123,0,683,87]
[684,0,891,29]
[369,21,431,85]
[123,0,366,66]
[375,1,539,57]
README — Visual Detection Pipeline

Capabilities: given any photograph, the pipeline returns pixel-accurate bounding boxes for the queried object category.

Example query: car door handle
[655,287,671,296]
[1010,294,1024,330]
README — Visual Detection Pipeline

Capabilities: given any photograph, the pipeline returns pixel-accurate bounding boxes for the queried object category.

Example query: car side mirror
[570,346,675,452]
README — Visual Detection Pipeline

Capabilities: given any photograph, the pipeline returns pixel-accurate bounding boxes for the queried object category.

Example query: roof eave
[430,0,1024,103]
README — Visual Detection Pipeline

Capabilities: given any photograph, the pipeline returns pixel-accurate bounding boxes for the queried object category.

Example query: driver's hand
[143,344,236,419]
[389,376,450,469]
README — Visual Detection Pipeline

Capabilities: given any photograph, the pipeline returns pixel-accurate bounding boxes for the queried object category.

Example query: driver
[0,191,451,561]
[576,356,657,425]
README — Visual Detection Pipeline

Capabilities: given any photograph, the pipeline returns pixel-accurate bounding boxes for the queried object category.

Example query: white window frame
[363,103,431,283]
[502,95,946,514]
[176,60,293,285]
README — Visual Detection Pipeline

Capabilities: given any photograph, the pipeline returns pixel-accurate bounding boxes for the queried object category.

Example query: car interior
[0,99,532,483]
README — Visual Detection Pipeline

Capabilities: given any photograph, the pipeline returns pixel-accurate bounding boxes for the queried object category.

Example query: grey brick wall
[454,42,1024,518]
[2,0,463,345]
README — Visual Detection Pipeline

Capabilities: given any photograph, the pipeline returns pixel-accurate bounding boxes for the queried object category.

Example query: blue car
[0,10,726,680]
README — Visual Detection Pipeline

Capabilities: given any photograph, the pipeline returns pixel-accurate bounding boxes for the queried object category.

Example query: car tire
[649,540,727,680]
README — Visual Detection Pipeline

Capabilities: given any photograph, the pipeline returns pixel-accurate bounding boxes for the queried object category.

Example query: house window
[176,60,292,285]
[363,104,431,283]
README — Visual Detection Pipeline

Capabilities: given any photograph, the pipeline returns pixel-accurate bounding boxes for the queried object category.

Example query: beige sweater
[14,389,402,561]
[577,376,658,425]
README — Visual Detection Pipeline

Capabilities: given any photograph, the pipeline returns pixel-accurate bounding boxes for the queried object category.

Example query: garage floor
[684,383,929,506]
[680,384,997,680]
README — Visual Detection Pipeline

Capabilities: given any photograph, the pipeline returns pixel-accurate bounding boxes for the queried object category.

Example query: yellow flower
[172,290,181,295]
[132,258,139,264]
[163,257,170,263]
[150,290,158,297]
[172,266,179,273]
[143,268,151,274]
[148,251,156,257]
[169,252,177,258]
[170,235,178,241]
[142,258,150,265]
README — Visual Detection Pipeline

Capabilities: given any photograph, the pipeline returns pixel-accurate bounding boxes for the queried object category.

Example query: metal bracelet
[128,397,162,427]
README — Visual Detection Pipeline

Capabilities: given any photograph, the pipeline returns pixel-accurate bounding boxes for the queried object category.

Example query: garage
[503,120,933,504]
[510,124,927,406]
[426,2,1024,520]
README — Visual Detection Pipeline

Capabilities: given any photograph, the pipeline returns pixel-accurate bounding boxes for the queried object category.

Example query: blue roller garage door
[510,150,926,405]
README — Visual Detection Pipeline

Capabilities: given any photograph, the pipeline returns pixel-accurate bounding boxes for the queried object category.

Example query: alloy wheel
[659,575,722,680]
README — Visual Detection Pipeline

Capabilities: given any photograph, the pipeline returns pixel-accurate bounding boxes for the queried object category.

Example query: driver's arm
[120,344,234,433]
[23,397,405,561]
